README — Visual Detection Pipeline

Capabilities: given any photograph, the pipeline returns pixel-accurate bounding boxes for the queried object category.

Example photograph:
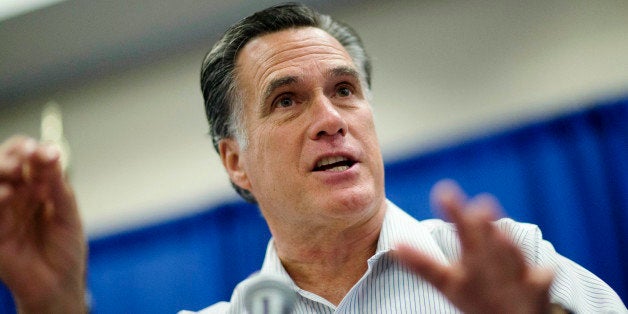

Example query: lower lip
[313,163,360,184]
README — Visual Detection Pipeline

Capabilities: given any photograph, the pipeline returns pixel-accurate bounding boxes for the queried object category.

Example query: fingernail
[44,144,60,160]
[431,179,461,204]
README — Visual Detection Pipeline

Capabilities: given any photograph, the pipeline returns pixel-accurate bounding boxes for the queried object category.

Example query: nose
[308,95,348,140]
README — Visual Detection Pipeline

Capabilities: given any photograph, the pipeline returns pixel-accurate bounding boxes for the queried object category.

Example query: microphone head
[243,273,296,314]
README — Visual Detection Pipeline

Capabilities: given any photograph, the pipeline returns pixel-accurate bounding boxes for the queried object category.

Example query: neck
[269,201,387,306]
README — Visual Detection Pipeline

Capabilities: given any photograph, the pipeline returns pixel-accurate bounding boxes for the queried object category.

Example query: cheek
[252,123,287,151]
[244,124,306,201]
[355,110,384,170]
[355,110,380,146]
[246,124,297,174]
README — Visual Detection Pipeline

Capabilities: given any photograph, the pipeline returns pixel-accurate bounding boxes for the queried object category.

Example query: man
[0,3,625,314]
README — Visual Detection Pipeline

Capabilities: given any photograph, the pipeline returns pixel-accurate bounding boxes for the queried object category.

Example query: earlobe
[218,138,252,190]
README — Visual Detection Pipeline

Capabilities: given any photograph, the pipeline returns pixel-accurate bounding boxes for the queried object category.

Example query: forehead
[235,27,355,96]
[238,26,352,67]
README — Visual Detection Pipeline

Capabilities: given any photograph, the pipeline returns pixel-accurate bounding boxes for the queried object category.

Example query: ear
[218,138,252,191]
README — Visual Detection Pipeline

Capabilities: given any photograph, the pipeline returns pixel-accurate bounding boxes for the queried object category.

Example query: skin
[0,136,86,314]
[219,27,387,304]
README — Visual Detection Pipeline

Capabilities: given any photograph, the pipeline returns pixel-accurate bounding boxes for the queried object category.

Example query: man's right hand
[394,180,556,314]
[0,136,87,314]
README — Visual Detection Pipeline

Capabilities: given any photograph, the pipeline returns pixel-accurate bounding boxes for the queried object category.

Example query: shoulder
[418,217,545,262]
[420,217,541,241]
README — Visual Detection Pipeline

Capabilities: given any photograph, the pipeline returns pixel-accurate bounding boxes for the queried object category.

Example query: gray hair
[200,3,372,203]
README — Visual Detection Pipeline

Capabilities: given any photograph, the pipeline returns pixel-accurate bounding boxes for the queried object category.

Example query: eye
[273,95,294,108]
[336,85,352,97]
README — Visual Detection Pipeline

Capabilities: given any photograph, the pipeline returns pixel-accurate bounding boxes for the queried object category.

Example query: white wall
[1,0,628,236]
[348,0,628,155]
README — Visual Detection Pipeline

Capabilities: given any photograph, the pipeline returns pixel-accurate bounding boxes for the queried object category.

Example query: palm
[1,199,81,295]
[394,180,553,314]
[436,224,551,314]
[0,137,86,312]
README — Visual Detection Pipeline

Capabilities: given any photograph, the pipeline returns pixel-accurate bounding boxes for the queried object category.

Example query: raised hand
[0,136,86,314]
[394,180,556,314]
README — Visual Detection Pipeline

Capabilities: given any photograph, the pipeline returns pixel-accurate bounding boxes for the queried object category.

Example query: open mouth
[313,156,357,172]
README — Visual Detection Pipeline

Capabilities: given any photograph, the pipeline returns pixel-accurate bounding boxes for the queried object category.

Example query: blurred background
[1,0,627,312]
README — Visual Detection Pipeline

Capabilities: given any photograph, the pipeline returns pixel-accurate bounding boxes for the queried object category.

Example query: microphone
[243,273,296,314]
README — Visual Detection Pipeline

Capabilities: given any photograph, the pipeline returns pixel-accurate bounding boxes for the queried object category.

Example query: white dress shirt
[180,200,627,313]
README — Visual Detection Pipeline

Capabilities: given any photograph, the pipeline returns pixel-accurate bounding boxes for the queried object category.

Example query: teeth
[316,156,348,168]
[329,165,349,172]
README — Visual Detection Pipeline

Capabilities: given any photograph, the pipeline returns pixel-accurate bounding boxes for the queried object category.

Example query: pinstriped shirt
[182,201,627,313]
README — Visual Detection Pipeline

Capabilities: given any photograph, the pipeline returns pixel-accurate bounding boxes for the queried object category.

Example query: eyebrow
[327,65,361,81]
[261,65,361,103]
[262,76,299,103]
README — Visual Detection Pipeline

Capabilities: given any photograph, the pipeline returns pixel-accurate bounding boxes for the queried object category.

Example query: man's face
[222,27,385,229]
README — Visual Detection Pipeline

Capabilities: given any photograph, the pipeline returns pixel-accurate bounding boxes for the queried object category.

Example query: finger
[0,137,38,181]
[0,183,13,206]
[431,180,487,251]
[29,143,61,177]
[489,230,528,277]
[393,243,453,290]
[526,267,554,312]
[27,144,63,202]
[33,146,79,226]
[430,179,467,223]
[463,194,502,243]
[462,195,532,281]
[0,135,35,155]
[529,267,554,292]
[455,194,512,266]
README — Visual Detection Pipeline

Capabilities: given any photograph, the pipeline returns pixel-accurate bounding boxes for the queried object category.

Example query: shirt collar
[372,200,450,264]
[259,199,450,279]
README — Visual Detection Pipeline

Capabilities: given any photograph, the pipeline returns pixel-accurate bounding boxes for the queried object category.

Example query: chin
[324,187,382,216]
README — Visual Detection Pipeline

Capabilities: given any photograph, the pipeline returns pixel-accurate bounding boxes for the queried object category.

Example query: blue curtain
[0,96,626,312]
